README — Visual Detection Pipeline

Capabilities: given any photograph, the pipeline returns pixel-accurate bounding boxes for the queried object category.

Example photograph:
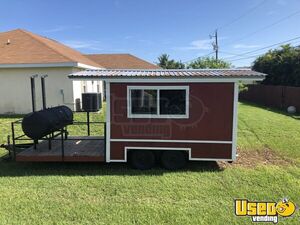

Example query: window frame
[127,86,189,119]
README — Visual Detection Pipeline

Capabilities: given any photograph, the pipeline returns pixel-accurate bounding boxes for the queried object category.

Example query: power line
[224,9,300,46]
[183,3,300,65]
[210,0,266,64]
[183,36,300,64]
[184,36,300,65]
[228,53,264,62]
[183,52,215,64]
[219,50,251,58]
[217,0,267,30]
[222,36,300,60]
[226,41,300,62]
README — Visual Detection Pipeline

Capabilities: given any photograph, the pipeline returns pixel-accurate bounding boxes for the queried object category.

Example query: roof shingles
[0,29,100,67]
[85,54,160,69]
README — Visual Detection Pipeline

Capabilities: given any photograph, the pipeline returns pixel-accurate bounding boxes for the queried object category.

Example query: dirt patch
[219,148,295,169]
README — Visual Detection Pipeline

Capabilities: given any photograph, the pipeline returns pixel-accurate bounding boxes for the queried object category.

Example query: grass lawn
[0,102,299,225]
[238,102,300,163]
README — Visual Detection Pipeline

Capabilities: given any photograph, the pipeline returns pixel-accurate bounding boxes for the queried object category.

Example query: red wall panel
[110,83,234,141]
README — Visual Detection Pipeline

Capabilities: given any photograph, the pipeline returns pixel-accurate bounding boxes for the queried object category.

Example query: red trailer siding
[109,82,235,161]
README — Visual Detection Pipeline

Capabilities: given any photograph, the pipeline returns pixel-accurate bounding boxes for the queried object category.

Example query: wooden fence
[239,85,300,111]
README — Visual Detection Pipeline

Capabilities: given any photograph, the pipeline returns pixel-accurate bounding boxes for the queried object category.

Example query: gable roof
[85,54,160,69]
[0,29,101,68]
[69,69,266,80]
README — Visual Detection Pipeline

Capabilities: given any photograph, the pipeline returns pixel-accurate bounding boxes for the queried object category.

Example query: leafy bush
[252,44,300,87]
[187,56,231,69]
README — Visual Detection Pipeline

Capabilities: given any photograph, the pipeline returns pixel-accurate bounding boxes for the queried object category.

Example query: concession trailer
[3,69,265,170]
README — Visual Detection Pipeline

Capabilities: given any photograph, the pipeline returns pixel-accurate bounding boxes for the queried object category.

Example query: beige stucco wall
[0,67,78,114]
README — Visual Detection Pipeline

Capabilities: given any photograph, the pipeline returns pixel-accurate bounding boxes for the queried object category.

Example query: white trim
[110,139,232,144]
[70,77,264,83]
[157,88,160,117]
[127,86,189,119]
[114,147,191,162]
[189,157,233,161]
[0,62,78,68]
[105,81,111,163]
[127,86,131,118]
[0,62,102,69]
[231,82,239,160]
[87,68,259,72]
[109,146,233,162]
[77,63,102,70]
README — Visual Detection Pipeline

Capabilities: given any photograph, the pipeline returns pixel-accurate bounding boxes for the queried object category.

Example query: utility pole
[210,30,219,61]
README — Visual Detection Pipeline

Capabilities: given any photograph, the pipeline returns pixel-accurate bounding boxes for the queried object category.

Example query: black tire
[160,151,187,170]
[129,150,156,170]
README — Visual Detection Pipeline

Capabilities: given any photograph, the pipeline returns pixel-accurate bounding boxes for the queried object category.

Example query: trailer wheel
[129,150,155,170]
[160,151,187,170]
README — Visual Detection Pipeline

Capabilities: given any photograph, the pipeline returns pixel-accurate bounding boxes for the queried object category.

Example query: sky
[1,0,300,67]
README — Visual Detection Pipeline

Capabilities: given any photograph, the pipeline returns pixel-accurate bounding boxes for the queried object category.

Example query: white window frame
[127,86,189,119]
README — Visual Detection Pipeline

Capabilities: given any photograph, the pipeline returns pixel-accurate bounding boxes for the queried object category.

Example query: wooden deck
[16,136,105,162]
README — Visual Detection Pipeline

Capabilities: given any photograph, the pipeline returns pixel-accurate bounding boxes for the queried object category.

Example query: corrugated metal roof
[69,69,266,79]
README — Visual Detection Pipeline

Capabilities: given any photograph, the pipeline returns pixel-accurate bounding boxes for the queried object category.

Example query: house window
[128,86,189,118]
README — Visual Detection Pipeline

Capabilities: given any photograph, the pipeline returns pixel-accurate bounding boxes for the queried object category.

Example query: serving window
[127,86,189,118]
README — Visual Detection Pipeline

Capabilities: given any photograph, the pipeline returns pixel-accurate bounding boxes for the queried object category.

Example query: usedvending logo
[235,198,297,223]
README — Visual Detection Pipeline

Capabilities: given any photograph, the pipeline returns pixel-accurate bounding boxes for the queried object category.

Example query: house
[12,69,265,169]
[0,29,158,114]
[0,29,101,114]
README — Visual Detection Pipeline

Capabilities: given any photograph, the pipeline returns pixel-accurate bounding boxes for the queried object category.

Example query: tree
[252,44,300,86]
[187,56,231,69]
[157,54,185,69]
